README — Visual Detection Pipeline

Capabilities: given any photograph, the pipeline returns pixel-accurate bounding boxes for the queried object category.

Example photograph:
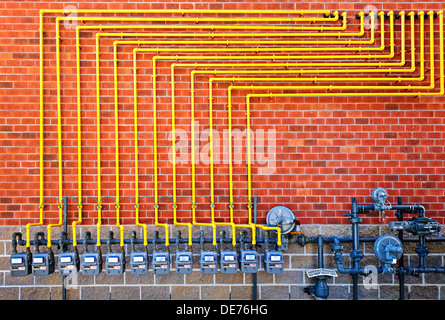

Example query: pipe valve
[389,217,441,236]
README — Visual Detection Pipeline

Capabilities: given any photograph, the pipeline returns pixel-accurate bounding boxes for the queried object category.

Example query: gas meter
[10,252,32,277]
[152,251,170,275]
[130,251,149,275]
[80,251,102,276]
[199,250,218,274]
[175,250,193,274]
[10,232,32,277]
[266,206,297,234]
[264,250,284,274]
[32,251,55,276]
[105,251,126,276]
[58,251,79,276]
[220,250,238,274]
[239,249,258,273]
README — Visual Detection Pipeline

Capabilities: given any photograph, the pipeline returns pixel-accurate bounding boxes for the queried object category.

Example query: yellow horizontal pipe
[205,12,429,86]
[170,65,193,248]
[132,52,148,248]
[45,9,333,14]
[109,9,432,248]
[65,10,348,250]
[126,11,431,247]
[65,11,344,30]
[46,20,64,249]
[87,10,365,40]
[98,11,370,247]
[170,12,414,80]
[42,9,333,15]
[40,7,438,249]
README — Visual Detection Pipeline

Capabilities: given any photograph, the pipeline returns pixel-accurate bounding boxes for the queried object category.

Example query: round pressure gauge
[374,234,403,265]
[266,206,297,234]
[371,187,389,205]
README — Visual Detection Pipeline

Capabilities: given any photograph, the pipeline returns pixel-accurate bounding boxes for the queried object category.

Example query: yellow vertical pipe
[47,7,339,252]
[244,96,258,246]
[208,78,240,247]
[132,50,148,247]
[95,35,102,249]
[226,88,257,247]
[189,72,217,247]
[26,10,45,248]
[170,65,193,248]
[47,18,64,249]
[440,11,444,90]
[66,10,370,249]
[152,57,169,247]
[112,36,125,248]
[72,27,82,249]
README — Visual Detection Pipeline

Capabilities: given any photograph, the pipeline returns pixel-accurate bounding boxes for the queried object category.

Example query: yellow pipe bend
[73,10,350,250]
[238,14,442,239]
[41,8,341,251]
[110,9,430,248]
[143,10,438,245]
[39,8,440,250]
[49,9,370,248]
[103,11,371,248]
[127,11,430,247]
[170,65,194,248]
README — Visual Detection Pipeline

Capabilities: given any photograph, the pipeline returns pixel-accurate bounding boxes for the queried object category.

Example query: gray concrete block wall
[1,225,444,300]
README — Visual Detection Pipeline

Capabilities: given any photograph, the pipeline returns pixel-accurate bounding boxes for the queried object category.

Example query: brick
[111,286,140,300]
[81,286,110,300]
[171,286,200,300]
[0,2,444,300]
[259,285,289,300]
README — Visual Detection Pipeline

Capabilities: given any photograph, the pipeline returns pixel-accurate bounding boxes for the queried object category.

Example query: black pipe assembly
[292,188,445,300]
[8,187,445,300]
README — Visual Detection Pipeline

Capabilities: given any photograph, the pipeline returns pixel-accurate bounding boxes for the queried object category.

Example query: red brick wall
[0,0,444,232]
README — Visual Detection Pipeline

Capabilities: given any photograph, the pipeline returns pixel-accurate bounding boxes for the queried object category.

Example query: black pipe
[303,235,330,300]
[16,235,283,247]
[19,232,445,248]
[62,196,68,301]
[358,204,426,214]
[252,195,258,301]
[396,196,405,300]
[350,198,362,301]
[293,235,445,245]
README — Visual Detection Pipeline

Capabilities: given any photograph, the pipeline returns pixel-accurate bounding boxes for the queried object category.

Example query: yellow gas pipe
[96,8,430,248]
[45,20,64,249]
[49,6,388,245]
[124,13,375,246]
[170,64,194,249]
[94,11,368,247]
[37,8,341,251]
[57,9,345,249]
[125,10,438,245]
[39,7,440,250]
[130,10,438,245]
